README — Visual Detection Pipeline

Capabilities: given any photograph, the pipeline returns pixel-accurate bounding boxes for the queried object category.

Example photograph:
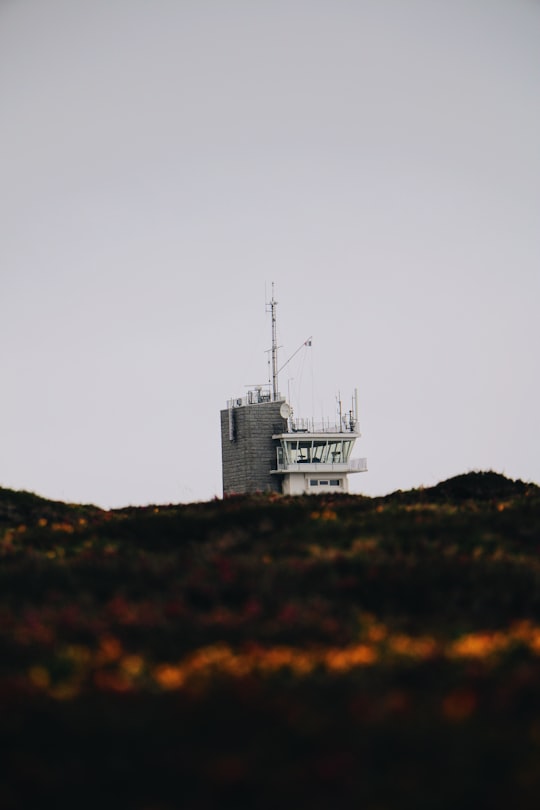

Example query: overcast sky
[1,0,539,507]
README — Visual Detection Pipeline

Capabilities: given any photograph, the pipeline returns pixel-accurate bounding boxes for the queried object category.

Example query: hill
[1,471,540,809]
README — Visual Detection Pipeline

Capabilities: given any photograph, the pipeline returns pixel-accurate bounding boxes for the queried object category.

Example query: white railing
[349,457,368,472]
[287,417,359,435]
[227,390,283,408]
[224,397,360,436]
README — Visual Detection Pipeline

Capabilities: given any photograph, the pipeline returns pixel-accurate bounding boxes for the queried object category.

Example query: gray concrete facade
[220,400,288,495]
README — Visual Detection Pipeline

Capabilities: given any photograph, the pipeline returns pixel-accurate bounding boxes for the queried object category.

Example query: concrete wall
[220,401,288,495]
[282,473,349,495]
[282,473,308,496]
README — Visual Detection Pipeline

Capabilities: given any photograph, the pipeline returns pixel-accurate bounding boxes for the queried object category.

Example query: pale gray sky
[1,0,539,507]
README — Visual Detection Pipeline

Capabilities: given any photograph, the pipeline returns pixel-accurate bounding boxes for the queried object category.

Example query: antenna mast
[266,283,279,401]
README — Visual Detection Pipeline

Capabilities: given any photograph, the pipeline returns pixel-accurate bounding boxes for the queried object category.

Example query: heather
[2,472,540,809]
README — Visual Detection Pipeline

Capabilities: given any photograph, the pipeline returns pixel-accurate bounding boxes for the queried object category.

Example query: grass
[1,471,540,808]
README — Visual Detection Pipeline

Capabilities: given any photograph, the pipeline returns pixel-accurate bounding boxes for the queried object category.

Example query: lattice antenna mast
[266,282,279,401]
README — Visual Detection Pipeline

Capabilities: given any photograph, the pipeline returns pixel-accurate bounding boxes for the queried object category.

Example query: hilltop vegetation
[2,471,540,809]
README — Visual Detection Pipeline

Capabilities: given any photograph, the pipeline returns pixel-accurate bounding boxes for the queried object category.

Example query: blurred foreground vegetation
[2,471,540,809]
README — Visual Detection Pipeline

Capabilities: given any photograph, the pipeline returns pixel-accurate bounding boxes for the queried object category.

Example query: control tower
[220,288,367,496]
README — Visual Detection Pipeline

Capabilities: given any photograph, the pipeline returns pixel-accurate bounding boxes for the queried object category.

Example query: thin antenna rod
[267,283,279,401]
[277,336,312,376]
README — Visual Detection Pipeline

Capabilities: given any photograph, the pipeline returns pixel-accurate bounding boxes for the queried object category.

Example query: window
[280,438,354,465]
[310,480,318,487]
[330,479,341,486]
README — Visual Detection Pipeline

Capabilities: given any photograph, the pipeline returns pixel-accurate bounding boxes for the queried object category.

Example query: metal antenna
[266,282,279,401]
[277,336,312,376]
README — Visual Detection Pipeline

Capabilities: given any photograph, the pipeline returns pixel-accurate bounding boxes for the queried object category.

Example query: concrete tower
[220,287,367,496]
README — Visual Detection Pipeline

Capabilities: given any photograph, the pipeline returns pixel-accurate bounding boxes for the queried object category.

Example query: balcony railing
[226,389,282,408]
[273,458,367,474]
[286,417,359,435]
[348,458,368,472]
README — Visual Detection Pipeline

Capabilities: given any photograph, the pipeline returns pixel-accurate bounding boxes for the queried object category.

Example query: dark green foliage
[0,489,102,534]
[2,471,540,809]
[384,470,537,505]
